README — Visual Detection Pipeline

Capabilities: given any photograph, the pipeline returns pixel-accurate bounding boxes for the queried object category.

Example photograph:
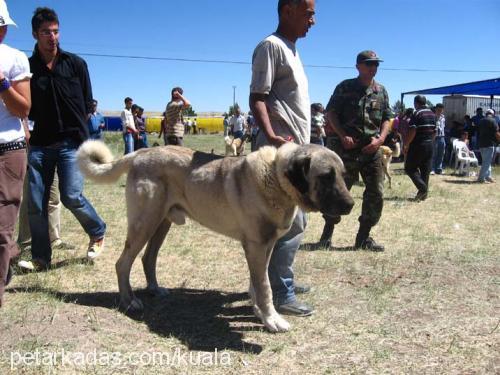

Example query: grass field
[1,133,499,374]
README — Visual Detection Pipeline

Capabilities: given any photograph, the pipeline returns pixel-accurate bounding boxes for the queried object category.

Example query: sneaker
[87,237,105,260]
[477,179,491,184]
[355,237,385,252]
[276,300,314,317]
[51,239,76,250]
[486,177,495,183]
[430,171,435,175]
[294,283,311,295]
[17,258,49,272]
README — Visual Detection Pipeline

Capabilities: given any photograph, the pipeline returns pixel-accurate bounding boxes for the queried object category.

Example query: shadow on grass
[7,286,263,354]
[383,196,414,202]
[300,242,358,252]
[443,179,477,185]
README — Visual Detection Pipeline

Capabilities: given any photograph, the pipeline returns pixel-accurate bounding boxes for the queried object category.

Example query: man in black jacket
[18,7,106,271]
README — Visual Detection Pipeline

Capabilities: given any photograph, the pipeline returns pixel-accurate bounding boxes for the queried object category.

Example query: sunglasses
[364,61,379,67]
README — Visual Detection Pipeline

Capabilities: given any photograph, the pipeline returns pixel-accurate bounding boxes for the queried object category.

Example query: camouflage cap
[356,50,383,64]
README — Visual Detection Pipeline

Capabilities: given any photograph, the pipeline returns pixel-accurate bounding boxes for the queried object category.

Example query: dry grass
[1,133,498,374]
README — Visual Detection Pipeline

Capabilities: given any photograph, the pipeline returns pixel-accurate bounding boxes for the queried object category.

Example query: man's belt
[0,140,27,154]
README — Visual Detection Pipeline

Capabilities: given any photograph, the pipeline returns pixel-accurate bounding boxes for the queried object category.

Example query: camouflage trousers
[324,138,384,227]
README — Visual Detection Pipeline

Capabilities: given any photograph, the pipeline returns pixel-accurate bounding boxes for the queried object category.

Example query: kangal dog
[77,141,354,332]
[224,134,250,156]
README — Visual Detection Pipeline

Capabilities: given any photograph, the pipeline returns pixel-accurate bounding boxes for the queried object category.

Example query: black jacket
[29,45,92,146]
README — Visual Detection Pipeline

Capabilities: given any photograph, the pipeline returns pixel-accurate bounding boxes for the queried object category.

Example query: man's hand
[361,136,383,154]
[341,135,358,150]
[269,135,290,148]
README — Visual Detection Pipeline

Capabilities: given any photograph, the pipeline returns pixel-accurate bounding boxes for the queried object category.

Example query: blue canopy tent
[401,77,500,106]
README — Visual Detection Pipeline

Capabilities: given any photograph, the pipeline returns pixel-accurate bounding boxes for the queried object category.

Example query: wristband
[0,78,11,93]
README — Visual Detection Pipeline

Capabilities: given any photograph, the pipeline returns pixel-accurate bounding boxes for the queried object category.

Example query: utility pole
[232,85,236,107]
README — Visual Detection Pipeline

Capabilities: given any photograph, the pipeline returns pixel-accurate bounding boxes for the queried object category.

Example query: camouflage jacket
[326,78,391,147]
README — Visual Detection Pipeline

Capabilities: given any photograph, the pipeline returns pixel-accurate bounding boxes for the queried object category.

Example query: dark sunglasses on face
[364,61,379,67]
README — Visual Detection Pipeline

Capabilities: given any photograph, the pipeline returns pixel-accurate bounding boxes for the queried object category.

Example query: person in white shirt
[229,106,247,139]
[0,0,32,307]
[120,97,137,154]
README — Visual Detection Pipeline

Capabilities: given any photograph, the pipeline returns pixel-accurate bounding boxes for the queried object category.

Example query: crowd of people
[1,0,498,321]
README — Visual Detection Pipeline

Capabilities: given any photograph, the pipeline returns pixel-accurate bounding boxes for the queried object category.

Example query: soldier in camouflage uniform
[318,50,391,251]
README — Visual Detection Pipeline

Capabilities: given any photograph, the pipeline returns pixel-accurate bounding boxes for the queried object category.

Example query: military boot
[354,223,384,252]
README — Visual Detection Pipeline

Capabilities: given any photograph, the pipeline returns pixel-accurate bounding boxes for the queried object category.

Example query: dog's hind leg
[116,233,150,313]
[142,218,172,297]
[385,158,392,189]
[244,241,290,332]
[386,169,392,189]
[116,184,167,312]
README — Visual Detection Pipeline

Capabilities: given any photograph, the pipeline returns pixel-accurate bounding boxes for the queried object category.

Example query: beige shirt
[250,33,311,147]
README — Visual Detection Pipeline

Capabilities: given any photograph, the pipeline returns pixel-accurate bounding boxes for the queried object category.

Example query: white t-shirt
[229,114,246,133]
[250,33,310,146]
[0,44,32,143]
[120,108,136,134]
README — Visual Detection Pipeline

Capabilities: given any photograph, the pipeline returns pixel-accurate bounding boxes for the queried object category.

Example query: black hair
[171,87,183,96]
[414,95,427,106]
[435,103,444,109]
[124,97,132,104]
[404,108,414,117]
[311,103,323,112]
[278,0,303,16]
[131,104,139,112]
[32,7,59,33]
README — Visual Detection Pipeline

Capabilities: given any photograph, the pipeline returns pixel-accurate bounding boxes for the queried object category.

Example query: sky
[4,0,500,114]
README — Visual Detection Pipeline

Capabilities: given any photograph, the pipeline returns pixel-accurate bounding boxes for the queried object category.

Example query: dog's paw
[262,313,290,333]
[147,286,169,297]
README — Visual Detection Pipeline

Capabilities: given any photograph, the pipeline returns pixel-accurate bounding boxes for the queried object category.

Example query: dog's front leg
[243,241,290,332]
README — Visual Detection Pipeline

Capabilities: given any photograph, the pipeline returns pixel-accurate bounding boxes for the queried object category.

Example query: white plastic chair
[454,141,478,176]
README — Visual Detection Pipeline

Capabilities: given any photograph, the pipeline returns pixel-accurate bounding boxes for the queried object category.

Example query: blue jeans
[135,132,149,150]
[478,147,495,181]
[28,140,106,263]
[432,136,446,173]
[233,130,244,140]
[123,133,135,154]
[268,210,306,305]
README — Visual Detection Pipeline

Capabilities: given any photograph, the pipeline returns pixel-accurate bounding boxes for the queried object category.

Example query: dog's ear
[285,155,311,195]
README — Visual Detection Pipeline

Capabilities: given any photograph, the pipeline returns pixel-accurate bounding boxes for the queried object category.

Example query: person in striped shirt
[404,95,436,201]
[163,87,190,146]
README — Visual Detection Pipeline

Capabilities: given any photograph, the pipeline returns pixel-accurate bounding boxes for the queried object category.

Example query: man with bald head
[249,0,316,316]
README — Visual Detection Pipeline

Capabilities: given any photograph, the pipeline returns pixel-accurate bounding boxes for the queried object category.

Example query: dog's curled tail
[77,140,133,184]
[392,142,401,158]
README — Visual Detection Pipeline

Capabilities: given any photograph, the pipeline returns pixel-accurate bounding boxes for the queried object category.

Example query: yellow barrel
[196,117,224,133]
[145,116,224,134]
[145,117,163,133]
